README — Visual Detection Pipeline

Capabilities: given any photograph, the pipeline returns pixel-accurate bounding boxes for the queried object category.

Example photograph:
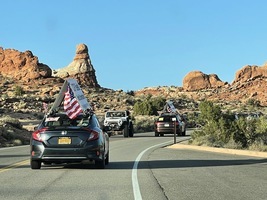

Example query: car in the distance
[30,112,109,169]
[154,113,186,136]
[103,110,133,137]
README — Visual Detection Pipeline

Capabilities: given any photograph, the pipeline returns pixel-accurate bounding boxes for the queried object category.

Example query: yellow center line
[0,160,29,173]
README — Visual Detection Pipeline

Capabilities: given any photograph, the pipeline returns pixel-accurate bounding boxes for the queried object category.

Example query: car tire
[155,132,159,137]
[95,156,105,169]
[105,152,109,165]
[129,122,134,137]
[108,132,111,137]
[123,124,129,137]
[160,133,164,137]
[182,130,186,136]
[31,160,41,169]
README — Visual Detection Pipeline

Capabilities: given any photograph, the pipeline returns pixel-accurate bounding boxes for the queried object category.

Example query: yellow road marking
[0,160,29,173]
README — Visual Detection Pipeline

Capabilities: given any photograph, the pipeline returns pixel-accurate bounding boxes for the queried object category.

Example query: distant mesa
[183,71,227,91]
[53,43,100,87]
[0,47,52,82]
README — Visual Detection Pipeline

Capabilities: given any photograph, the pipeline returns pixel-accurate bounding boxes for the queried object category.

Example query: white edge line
[132,141,172,200]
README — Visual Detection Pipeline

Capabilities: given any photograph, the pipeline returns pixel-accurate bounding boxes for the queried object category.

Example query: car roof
[106,110,125,112]
[160,112,177,116]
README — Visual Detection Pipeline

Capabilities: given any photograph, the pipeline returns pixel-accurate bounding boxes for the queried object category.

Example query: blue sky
[2,0,267,91]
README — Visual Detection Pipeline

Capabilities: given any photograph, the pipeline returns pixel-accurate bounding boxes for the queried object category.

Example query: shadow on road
[107,158,267,170]
[1,158,266,170]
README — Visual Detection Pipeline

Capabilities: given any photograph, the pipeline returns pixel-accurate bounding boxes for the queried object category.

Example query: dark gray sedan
[30,112,109,169]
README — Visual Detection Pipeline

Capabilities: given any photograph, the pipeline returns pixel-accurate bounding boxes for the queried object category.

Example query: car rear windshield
[44,116,89,127]
[157,116,176,122]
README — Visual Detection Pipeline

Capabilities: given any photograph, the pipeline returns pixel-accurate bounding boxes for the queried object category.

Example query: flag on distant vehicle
[64,85,82,119]
[167,105,172,113]
[43,102,48,113]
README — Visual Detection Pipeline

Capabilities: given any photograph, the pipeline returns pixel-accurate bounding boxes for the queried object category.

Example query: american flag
[64,85,82,119]
[167,105,172,113]
[43,102,48,113]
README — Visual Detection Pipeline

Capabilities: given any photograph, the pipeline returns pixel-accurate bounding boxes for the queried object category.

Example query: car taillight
[83,128,99,141]
[32,128,47,142]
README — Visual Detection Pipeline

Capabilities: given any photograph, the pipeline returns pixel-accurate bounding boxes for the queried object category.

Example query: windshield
[106,112,125,117]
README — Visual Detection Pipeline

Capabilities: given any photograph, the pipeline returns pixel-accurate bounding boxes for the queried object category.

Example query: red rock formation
[183,71,226,91]
[0,47,51,82]
[232,65,267,84]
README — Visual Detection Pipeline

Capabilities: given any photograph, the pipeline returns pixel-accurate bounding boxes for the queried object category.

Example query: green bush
[190,100,267,151]
[133,115,157,133]
[133,97,166,116]
[14,85,24,96]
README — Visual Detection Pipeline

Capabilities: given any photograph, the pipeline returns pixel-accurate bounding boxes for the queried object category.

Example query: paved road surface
[0,131,266,200]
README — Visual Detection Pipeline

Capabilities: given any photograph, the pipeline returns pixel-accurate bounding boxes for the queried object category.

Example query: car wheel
[160,133,164,137]
[155,132,159,137]
[31,160,41,169]
[95,152,105,169]
[182,130,186,136]
[123,124,129,137]
[105,152,109,165]
[95,158,105,169]
[129,123,134,137]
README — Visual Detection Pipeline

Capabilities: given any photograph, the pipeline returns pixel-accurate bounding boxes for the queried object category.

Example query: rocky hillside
[136,64,267,107]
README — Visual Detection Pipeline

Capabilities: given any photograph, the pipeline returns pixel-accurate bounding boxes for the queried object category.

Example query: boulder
[232,64,267,84]
[183,71,226,91]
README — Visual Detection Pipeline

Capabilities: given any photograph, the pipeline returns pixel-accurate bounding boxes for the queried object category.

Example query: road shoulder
[167,143,267,158]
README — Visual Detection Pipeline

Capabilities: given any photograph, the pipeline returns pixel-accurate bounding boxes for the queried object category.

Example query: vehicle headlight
[118,119,122,126]
[104,120,109,126]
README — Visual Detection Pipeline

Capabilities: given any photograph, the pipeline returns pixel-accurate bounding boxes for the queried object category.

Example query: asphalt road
[0,131,266,200]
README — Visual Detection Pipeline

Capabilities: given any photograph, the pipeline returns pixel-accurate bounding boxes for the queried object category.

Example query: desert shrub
[133,100,153,115]
[0,116,22,129]
[126,90,135,96]
[191,101,238,148]
[14,85,24,96]
[133,115,157,133]
[255,116,267,145]
[133,97,166,116]
[191,100,267,151]
[232,117,258,148]
[198,100,222,124]
[247,98,260,107]
[191,117,234,147]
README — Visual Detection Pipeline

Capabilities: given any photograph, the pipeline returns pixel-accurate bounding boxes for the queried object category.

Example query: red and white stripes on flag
[64,85,82,119]
[43,102,48,113]
[167,105,172,113]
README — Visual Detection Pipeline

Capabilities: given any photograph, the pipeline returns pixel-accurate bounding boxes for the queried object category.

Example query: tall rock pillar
[53,44,100,87]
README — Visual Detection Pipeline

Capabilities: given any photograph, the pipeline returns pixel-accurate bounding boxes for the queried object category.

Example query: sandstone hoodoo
[0,47,52,82]
[182,71,226,91]
[53,43,100,87]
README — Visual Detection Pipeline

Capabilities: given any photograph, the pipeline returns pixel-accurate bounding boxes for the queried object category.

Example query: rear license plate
[164,124,170,127]
[58,137,71,144]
